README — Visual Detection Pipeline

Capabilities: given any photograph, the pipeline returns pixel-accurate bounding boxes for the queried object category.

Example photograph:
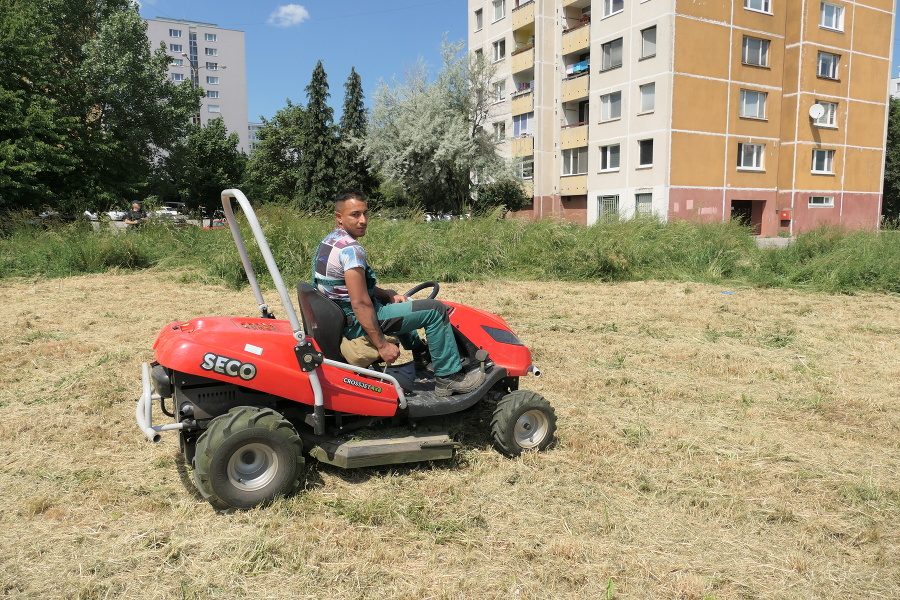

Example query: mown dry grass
[0,271,897,599]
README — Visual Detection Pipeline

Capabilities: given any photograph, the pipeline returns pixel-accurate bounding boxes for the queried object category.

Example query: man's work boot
[434,367,485,397]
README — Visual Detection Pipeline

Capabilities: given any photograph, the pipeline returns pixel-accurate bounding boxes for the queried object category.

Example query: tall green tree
[166,118,246,226]
[338,67,378,194]
[0,0,200,213]
[882,97,900,220]
[363,40,509,214]
[295,61,340,209]
[245,100,306,203]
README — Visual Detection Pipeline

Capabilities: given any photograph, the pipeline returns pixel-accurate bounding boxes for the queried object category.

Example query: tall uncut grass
[2,209,898,294]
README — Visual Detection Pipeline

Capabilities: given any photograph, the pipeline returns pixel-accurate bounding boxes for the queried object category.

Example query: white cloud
[267,4,310,27]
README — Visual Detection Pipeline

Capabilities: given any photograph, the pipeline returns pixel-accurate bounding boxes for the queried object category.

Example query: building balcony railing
[560,123,588,149]
[511,47,534,73]
[512,89,534,114]
[512,1,535,29]
[562,20,590,55]
[511,135,534,156]
[560,174,588,196]
[561,73,589,102]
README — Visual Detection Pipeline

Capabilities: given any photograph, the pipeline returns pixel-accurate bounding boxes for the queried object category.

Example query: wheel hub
[514,410,549,449]
[227,442,279,491]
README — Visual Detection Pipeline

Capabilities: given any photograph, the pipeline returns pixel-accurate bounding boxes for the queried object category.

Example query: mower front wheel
[193,406,305,512]
[490,390,556,457]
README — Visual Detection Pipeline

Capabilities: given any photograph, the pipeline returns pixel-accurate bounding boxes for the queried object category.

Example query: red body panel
[442,302,533,377]
[153,317,399,417]
[152,301,533,416]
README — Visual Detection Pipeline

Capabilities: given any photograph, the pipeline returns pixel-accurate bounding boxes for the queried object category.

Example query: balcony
[561,72,589,102]
[562,18,590,55]
[561,123,588,149]
[512,1,535,29]
[512,88,534,114]
[511,46,534,74]
[560,174,588,195]
[511,135,534,156]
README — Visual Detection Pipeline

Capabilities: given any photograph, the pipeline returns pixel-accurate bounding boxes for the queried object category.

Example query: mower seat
[296,282,347,362]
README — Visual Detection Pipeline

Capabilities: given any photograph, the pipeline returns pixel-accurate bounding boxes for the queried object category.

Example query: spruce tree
[295,61,339,209]
[338,67,378,193]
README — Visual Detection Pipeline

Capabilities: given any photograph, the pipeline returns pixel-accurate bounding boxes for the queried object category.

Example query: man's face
[336,198,368,239]
[132,203,140,211]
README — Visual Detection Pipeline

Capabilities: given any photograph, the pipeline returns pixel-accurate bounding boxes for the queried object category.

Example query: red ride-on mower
[136,189,556,511]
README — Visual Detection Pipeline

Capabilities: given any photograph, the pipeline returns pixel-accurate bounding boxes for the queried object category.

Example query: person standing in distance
[313,190,484,396]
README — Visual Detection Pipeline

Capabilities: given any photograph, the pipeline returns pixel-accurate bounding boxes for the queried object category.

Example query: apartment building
[470,0,894,235]
[144,17,250,153]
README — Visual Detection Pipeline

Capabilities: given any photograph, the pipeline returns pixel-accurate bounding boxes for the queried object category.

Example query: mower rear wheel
[193,406,304,512]
[490,390,556,457]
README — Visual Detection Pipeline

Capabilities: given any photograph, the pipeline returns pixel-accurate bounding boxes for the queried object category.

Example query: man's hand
[377,341,400,365]
[379,288,408,304]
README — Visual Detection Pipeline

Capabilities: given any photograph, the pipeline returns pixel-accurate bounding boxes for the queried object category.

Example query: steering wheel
[404,281,439,300]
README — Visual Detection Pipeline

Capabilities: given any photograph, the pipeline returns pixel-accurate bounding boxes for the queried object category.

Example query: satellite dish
[808,104,825,119]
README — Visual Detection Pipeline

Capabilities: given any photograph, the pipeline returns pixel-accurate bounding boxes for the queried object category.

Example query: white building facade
[144,17,250,152]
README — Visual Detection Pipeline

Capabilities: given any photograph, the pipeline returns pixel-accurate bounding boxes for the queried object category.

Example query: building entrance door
[730,200,763,235]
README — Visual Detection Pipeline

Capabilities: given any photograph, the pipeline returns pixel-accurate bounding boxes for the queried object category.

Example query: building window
[205,48,218,56]
[638,139,653,167]
[206,76,219,85]
[171,73,185,82]
[519,156,534,179]
[639,82,655,113]
[205,33,217,42]
[737,143,765,170]
[601,38,623,71]
[513,112,534,137]
[207,90,220,99]
[812,149,835,173]
[640,26,657,59]
[599,195,620,222]
[474,48,483,61]
[813,100,838,127]
[475,8,483,31]
[820,2,844,31]
[493,121,506,141]
[493,80,506,102]
[635,193,653,215]
[170,58,184,67]
[170,43,183,53]
[208,105,221,113]
[493,39,506,62]
[562,147,588,175]
[169,29,182,38]
[817,51,840,79]
[600,91,622,121]
[603,0,624,18]
[744,0,772,14]
[809,195,834,207]
[739,89,767,119]
[600,144,620,171]
[742,36,769,67]
[493,0,505,22]
[205,62,218,70]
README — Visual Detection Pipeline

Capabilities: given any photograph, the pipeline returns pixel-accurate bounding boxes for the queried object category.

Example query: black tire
[490,390,556,457]
[193,406,305,512]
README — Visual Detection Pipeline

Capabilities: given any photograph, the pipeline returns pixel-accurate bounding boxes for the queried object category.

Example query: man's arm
[345,267,400,364]
[373,286,408,304]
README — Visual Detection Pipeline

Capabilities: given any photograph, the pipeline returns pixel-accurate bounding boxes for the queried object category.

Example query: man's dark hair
[334,189,366,211]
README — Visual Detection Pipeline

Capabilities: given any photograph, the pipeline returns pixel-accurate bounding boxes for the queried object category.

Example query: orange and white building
[469,0,894,234]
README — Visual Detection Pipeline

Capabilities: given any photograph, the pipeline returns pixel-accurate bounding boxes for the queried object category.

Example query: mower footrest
[300,432,459,469]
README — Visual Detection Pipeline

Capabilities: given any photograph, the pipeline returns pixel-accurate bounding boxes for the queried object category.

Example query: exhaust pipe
[527,365,542,378]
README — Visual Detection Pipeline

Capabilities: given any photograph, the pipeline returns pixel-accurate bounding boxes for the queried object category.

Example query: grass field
[0,271,897,599]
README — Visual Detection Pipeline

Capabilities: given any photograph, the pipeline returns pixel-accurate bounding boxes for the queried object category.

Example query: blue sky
[137,0,466,123]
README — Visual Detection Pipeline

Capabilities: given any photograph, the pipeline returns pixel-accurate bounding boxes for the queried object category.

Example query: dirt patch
[0,272,897,599]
